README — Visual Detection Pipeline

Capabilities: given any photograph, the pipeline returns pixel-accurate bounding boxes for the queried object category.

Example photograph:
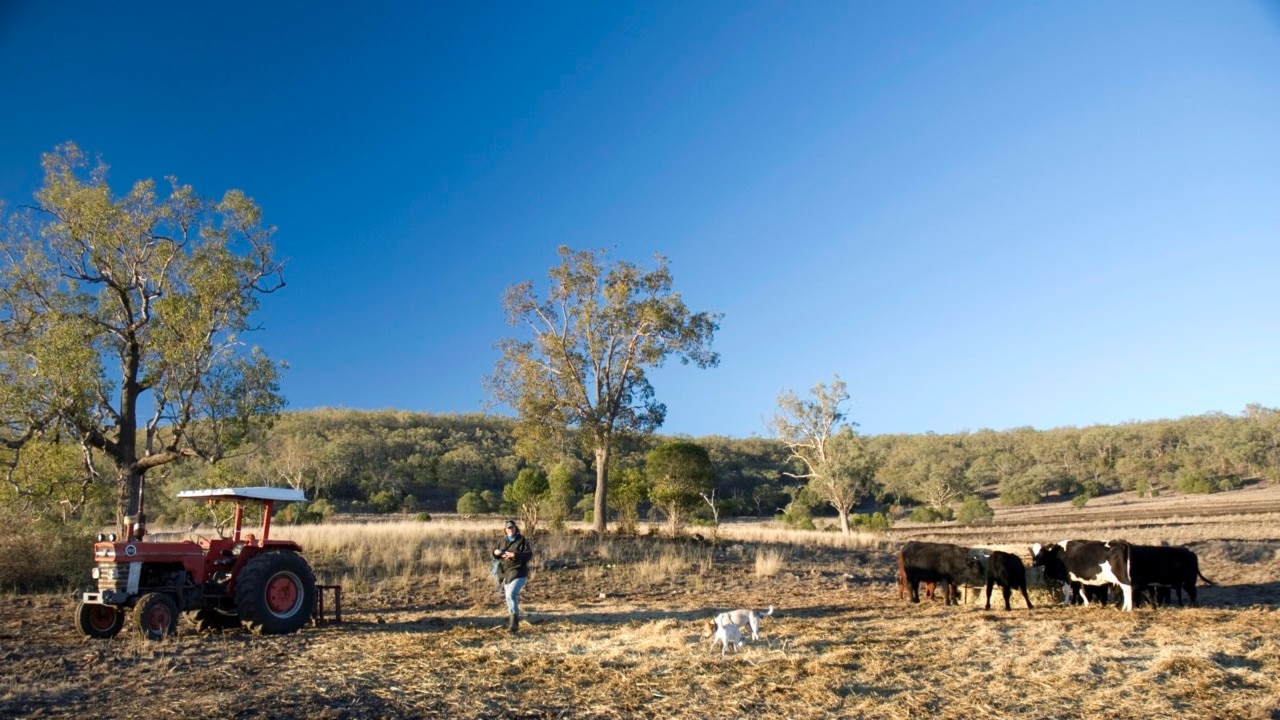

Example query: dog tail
[762,605,774,617]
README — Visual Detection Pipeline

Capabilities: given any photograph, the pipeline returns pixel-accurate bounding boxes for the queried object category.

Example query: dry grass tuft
[754,547,786,576]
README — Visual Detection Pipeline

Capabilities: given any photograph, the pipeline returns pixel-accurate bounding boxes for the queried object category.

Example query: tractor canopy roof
[176,487,307,503]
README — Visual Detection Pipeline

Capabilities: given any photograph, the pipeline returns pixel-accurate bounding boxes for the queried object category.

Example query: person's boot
[508,613,519,634]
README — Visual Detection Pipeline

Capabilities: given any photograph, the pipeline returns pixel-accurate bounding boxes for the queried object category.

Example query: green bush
[574,494,595,522]
[456,491,490,515]
[401,494,419,513]
[309,499,336,520]
[776,511,816,531]
[415,511,432,522]
[1070,481,1099,509]
[909,505,954,523]
[369,489,400,513]
[999,471,1045,506]
[778,488,819,530]
[850,512,894,533]
[956,496,994,525]
[278,501,322,525]
[1177,473,1215,494]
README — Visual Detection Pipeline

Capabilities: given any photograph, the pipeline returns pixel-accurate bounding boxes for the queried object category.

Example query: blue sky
[2,2,1278,439]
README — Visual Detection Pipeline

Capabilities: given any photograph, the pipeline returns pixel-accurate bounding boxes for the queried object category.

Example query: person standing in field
[492,518,533,633]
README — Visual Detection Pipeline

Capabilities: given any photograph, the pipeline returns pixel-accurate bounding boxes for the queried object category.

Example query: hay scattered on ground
[5,503,1280,719]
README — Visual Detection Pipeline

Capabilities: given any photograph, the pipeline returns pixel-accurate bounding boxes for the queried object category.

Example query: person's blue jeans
[504,576,527,615]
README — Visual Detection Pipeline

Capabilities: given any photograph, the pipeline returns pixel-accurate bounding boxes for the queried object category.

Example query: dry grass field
[4,484,1279,719]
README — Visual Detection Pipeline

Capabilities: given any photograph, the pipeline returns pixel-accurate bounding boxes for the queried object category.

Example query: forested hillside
[6,405,1279,528]
[15,407,1274,530]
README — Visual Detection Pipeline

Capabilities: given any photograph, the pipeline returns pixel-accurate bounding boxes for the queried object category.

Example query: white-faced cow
[984,550,1033,611]
[899,541,981,606]
[1130,544,1214,608]
[1030,540,1135,612]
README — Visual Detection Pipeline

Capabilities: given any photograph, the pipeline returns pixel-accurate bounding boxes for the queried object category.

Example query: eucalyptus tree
[646,440,716,536]
[0,144,285,530]
[504,467,549,534]
[487,247,720,534]
[770,375,879,533]
[878,433,973,511]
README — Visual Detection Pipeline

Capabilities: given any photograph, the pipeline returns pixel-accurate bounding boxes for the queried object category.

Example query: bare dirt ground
[4,487,1280,719]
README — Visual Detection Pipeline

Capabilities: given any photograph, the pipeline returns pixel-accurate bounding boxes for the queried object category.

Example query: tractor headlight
[96,533,106,542]
[108,533,117,542]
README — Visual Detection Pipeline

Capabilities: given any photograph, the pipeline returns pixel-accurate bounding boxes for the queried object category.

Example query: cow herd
[897,539,1214,611]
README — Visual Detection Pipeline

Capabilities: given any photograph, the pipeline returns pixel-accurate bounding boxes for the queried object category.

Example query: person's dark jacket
[495,533,533,583]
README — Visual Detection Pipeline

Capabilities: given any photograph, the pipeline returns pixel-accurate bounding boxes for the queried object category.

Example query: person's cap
[504,519,517,529]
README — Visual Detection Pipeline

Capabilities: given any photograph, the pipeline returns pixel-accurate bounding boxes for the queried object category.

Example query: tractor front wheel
[234,551,316,635]
[134,593,179,640]
[75,600,123,639]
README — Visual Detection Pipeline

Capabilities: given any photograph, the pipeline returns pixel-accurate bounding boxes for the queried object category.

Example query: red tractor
[74,487,318,640]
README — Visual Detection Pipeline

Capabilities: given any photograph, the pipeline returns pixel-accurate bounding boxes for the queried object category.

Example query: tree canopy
[771,375,876,533]
[486,247,720,533]
[0,144,286,531]
[646,440,716,535]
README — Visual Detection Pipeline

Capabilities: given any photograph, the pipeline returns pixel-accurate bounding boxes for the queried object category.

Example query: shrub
[309,499,336,520]
[999,471,1045,506]
[850,512,894,533]
[401,494,419,513]
[1177,472,1215,494]
[909,505,954,523]
[278,501,329,525]
[572,494,598,524]
[415,512,432,522]
[776,512,816,531]
[369,489,400,513]
[456,491,490,515]
[778,487,819,530]
[956,496,994,525]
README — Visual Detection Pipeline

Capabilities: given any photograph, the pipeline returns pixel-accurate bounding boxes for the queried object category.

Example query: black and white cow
[984,550,1034,611]
[1130,544,1214,608]
[899,541,982,606]
[1030,540,1135,612]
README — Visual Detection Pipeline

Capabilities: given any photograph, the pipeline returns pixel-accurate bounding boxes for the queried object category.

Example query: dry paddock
[3,537,1279,720]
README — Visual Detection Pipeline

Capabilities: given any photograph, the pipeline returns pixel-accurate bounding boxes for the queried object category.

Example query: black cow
[899,541,980,606]
[897,551,939,601]
[1130,544,1214,608]
[984,550,1033,611]
[1031,540,1135,611]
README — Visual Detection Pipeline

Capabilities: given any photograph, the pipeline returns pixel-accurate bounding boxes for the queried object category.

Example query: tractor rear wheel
[234,551,316,635]
[190,608,242,633]
[134,593,179,640]
[75,600,123,639]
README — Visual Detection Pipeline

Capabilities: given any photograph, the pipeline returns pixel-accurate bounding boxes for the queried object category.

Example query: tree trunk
[593,445,610,534]
[838,507,851,534]
[118,467,145,537]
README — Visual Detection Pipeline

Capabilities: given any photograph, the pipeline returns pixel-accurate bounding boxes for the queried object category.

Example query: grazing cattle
[899,541,980,606]
[1031,540,1135,612]
[897,551,938,601]
[1130,544,1214,608]
[984,550,1034,611]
